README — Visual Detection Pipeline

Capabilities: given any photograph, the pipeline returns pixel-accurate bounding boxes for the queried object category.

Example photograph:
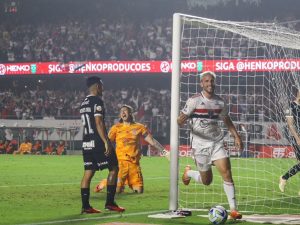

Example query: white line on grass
[17,210,166,225]
[0,177,168,188]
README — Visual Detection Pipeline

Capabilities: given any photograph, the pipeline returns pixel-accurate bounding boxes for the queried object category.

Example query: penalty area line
[16,210,166,225]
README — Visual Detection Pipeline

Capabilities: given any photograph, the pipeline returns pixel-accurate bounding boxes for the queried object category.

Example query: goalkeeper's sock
[187,170,202,183]
[223,181,237,210]
[282,163,300,180]
[106,184,117,205]
[81,188,91,209]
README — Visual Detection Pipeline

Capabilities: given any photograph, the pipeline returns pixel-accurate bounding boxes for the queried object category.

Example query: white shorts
[192,139,228,172]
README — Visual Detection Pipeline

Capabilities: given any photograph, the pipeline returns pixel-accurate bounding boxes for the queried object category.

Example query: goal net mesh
[176,14,300,214]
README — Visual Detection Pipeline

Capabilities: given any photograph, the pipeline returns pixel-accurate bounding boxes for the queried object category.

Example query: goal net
[169,13,300,215]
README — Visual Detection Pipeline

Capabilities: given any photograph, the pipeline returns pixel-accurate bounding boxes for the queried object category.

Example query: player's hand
[161,149,170,161]
[104,142,113,156]
[234,136,243,151]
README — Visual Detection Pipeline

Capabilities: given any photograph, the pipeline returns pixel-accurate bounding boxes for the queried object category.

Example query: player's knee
[202,177,212,185]
[133,187,143,193]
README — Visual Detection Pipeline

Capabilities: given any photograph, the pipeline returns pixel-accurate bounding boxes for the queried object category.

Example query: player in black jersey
[80,76,125,213]
[279,90,300,193]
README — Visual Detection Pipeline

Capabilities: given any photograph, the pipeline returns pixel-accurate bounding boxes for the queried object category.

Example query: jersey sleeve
[140,124,149,138]
[94,98,104,117]
[108,125,117,142]
[181,97,196,116]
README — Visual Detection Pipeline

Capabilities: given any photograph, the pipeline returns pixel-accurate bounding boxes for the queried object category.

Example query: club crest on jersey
[96,105,102,112]
[208,110,214,118]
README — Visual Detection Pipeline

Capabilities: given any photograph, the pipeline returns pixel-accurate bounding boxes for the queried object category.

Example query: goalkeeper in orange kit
[94,105,169,194]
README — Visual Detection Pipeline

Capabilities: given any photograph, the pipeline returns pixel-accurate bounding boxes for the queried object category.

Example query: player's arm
[286,116,300,145]
[177,98,195,127]
[223,115,243,151]
[177,112,189,127]
[144,133,170,160]
[95,116,112,156]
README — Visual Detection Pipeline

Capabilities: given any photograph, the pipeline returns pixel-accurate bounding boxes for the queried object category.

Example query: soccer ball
[208,205,228,224]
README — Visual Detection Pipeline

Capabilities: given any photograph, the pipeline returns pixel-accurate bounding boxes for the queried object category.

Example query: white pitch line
[16,210,166,225]
[0,177,168,188]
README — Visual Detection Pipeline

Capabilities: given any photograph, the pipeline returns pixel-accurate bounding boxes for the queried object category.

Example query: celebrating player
[279,90,300,193]
[94,104,169,194]
[178,71,243,220]
[80,76,124,214]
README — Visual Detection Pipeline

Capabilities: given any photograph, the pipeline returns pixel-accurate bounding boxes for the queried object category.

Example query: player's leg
[279,144,300,192]
[80,151,101,214]
[182,143,213,186]
[128,161,144,193]
[115,160,128,193]
[212,140,241,220]
[214,157,241,219]
[105,152,125,212]
[94,178,107,193]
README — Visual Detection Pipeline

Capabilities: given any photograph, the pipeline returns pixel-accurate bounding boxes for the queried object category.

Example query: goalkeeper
[178,71,243,220]
[279,90,300,193]
[94,104,169,194]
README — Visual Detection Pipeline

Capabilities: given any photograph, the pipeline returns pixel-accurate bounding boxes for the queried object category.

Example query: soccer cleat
[105,202,125,212]
[229,210,242,220]
[94,179,107,193]
[182,165,191,185]
[81,207,101,214]
[279,176,287,192]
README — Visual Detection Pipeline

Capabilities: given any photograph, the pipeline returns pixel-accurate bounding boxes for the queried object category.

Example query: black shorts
[82,139,118,171]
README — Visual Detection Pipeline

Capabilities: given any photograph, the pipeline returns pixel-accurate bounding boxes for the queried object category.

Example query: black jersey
[290,101,300,133]
[80,95,106,144]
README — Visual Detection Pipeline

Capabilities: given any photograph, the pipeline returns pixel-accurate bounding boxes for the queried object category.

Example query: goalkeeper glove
[161,149,170,161]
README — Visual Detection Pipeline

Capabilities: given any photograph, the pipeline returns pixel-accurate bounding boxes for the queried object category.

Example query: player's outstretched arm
[144,134,170,160]
[95,116,112,156]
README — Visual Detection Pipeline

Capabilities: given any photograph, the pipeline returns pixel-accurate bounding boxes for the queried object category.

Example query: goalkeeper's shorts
[118,160,143,189]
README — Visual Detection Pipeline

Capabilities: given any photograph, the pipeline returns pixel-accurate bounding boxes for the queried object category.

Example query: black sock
[106,184,116,205]
[282,163,300,180]
[81,188,90,209]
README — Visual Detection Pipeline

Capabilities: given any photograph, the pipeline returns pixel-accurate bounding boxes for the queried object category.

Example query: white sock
[223,181,237,210]
[187,170,202,183]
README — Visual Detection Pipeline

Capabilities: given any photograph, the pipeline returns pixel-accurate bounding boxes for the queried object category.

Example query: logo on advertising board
[273,148,285,158]
[160,61,171,73]
[197,61,203,71]
[30,64,37,74]
[0,64,6,75]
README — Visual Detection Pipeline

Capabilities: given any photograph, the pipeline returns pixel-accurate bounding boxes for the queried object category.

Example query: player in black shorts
[279,90,300,193]
[80,76,125,213]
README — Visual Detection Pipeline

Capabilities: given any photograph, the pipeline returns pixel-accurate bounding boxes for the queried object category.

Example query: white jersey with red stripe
[181,92,228,142]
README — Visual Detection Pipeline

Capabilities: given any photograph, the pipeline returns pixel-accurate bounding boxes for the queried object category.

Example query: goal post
[170,13,300,214]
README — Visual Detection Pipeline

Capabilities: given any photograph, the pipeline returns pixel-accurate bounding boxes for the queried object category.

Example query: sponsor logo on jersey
[82,140,95,149]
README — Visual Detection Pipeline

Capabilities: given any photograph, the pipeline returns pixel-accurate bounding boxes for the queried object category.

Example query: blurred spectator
[0,139,7,154]
[31,140,42,155]
[56,140,66,155]
[6,140,17,154]
[13,137,32,155]
[43,141,55,155]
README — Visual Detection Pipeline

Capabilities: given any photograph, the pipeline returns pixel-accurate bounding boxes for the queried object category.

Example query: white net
[174,14,300,214]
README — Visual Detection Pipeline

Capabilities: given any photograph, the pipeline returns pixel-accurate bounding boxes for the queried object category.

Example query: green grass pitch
[0,155,300,225]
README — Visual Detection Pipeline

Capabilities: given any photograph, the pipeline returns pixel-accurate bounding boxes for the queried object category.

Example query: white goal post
[170,13,300,214]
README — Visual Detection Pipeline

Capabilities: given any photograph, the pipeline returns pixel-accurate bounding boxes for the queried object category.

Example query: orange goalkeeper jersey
[108,122,148,163]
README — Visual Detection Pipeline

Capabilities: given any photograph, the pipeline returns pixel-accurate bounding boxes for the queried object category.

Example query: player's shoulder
[133,122,147,128]
[213,94,224,101]
[190,93,202,99]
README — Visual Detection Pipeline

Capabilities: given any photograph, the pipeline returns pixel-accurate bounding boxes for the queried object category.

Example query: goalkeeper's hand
[161,149,170,161]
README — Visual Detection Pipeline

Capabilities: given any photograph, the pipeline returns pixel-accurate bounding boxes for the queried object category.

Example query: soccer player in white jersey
[177,71,243,220]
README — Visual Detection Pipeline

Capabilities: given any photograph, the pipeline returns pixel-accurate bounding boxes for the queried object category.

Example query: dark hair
[86,76,103,88]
